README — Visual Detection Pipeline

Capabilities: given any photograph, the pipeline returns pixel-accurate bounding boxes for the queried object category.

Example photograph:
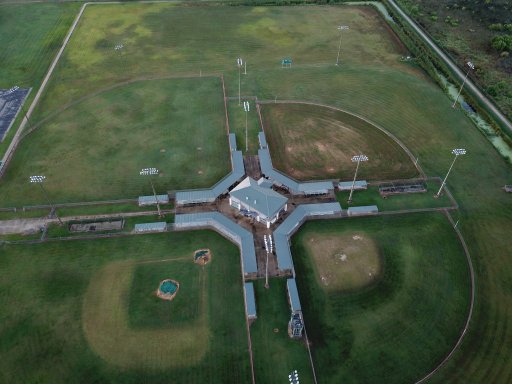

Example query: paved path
[387,0,512,134]
[0,209,171,235]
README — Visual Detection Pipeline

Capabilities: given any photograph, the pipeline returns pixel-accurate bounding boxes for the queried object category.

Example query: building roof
[228,133,237,152]
[244,282,257,318]
[274,203,342,271]
[287,278,301,312]
[231,177,288,219]
[134,222,167,232]
[347,205,379,215]
[174,212,257,274]
[138,194,169,205]
[338,180,368,190]
[258,131,268,149]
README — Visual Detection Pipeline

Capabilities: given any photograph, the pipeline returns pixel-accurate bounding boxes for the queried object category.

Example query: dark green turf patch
[128,261,203,328]
[292,213,470,383]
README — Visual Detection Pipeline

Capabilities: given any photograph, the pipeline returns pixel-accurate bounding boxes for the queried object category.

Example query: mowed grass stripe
[260,102,418,181]
[83,259,208,369]
[292,213,470,383]
[0,231,251,383]
[0,77,230,205]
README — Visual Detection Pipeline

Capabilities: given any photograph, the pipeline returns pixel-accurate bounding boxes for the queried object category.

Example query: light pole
[348,154,368,204]
[336,25,349,66]
[435,148,466,198]
[29,175,63,226]
[452,61,475,108]
[243,101,250,152]
[237,57,243,105]
[140,167,163,217]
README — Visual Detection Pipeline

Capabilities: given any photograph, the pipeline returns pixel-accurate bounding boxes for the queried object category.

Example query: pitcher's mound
[194,248,212,265]
[156,279,180,301]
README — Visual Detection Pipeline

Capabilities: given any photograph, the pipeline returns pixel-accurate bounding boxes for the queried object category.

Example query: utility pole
[435,149,466,198]
[29,175,64,226]
[140,167,163,217]
[453,61,475,108]
[348,154,368,203]
[336,25,349,66]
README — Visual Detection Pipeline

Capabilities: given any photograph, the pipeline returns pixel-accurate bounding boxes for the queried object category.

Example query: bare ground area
[303,231,381,291]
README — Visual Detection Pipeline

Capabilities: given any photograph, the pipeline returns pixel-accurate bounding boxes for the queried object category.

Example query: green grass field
[1,3,512,382]
[0,231,251,383]
[0,3,80,156]
[250,279,315,384]
[260,103,418,181]
[1,77,230,205]
[292,213,471,383]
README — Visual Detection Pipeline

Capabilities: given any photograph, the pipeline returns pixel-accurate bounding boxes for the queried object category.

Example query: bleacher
[0,88,30,142]
[379,181,427,197]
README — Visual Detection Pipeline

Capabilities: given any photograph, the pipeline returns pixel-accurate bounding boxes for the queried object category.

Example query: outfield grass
[0,77,230,206]
[291,213,471,383]
[0,3,79,156]
[0,230,251,383]
[260,103,418,181]
[250,279,315,384]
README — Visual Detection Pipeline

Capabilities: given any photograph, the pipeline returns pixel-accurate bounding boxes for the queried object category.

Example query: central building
[229,177,288,228]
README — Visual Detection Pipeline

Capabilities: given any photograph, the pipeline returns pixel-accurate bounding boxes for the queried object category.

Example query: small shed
[286,278,302,314]
[138,194,169,206]
[338,180,368,191]
[134,222,167,233]
[244,282,257,321]
[347,205,379,217]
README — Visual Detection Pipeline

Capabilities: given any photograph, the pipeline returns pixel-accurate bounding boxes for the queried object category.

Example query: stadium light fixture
[237,57,243,105]
[452,61,475,108]
[435,148,466,198]
[348,154,368,203]
[6,85,19,95]
[335,25,349,66]
[140,167,163,217]
[243,101,250,152]
[29,175,64,226]
[289,370,300,384]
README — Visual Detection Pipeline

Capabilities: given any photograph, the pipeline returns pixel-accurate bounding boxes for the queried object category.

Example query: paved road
[387,0,512,135]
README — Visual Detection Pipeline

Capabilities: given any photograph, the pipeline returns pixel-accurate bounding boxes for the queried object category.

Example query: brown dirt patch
[304,232,381,291]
